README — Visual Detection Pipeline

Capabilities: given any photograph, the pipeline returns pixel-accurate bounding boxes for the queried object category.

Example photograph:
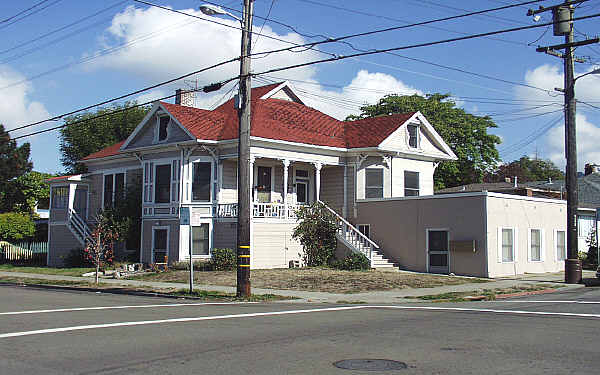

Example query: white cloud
[0,65,58,173]
[135,88,169,105]
[544,113,600,169]
[88,5,423,120]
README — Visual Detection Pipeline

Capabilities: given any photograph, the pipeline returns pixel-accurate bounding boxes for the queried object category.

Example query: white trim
[259,81,305,105]
[151,225,170,263]
[498,227,516,263]
[527,228,543,262]
[120,102,161,150]
[188,220,213,259]
[554,229,567,262]
[426,228,450,274]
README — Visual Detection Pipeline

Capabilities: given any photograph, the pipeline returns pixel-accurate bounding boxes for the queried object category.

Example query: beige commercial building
[356,192,567,278]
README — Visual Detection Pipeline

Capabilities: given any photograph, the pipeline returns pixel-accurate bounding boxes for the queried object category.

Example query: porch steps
[67,208,94,247]
[320,201,397,269]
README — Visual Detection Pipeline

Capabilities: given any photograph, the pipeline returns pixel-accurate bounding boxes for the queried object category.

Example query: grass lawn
[0,264,94,276]
[129,268,489,293]
[0,276,292,302]
[406,284,561,302]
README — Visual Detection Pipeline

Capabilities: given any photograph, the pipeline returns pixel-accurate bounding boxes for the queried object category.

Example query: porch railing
[67,208,94,246]
[215,202,306,220]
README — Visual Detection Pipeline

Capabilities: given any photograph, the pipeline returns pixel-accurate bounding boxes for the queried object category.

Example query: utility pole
[236,0,254,297]
[529,0,598,283]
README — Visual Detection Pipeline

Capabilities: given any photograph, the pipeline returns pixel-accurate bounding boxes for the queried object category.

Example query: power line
[7,57,240,133]
[0,1,128,56]
[10,6,600,136]
[0,0,63,31]
[499,114,563,155]
[1,0,51,23]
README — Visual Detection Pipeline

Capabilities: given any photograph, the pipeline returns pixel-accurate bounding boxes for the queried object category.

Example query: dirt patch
[130,268,489,293]
[405,284,562,302]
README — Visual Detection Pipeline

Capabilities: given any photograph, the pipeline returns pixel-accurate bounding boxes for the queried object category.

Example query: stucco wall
[486,195,566,278]
[251,222,302,269]
[356,195,488,277]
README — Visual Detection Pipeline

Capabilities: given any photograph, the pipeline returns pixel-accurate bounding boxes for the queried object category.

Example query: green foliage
[210,248,237,271]
[0,212,35,242]
[0,124,33,205]
[584,228,598,270]
[59,102,150,174]
[332,252,371,271]
[485,156,564,183]
[0,171,54,214]
[346,94,501,189]
[292,202,338,267]
[63,248,93,268]
[98,179,142,252]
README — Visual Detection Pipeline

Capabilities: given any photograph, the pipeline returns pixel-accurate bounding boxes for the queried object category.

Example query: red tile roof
[81,83,417,161]
[46,175,77,181]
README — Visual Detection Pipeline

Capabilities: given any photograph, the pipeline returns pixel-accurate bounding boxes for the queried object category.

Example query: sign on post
[180,206,190,225]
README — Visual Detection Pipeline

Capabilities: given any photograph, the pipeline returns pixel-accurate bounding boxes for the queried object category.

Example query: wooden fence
[0,241,48,266]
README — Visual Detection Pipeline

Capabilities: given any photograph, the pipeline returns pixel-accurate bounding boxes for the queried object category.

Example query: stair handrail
[318,200,379,250]
[68,208,94,244]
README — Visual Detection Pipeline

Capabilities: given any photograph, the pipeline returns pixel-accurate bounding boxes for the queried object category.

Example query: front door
[257,166,272,203]
[427,230,449,274]
[153,228,168,263]
[296,181,308,204]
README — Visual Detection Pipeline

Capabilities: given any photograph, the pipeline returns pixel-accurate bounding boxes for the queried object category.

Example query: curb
[0,281,242,301]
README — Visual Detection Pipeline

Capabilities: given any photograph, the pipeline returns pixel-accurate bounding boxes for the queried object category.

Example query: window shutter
[513,227,519,263]
[497,227,503,263]
[171,159,180,202]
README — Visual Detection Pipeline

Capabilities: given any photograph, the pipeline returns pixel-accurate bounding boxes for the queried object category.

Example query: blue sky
[1,0,599,174]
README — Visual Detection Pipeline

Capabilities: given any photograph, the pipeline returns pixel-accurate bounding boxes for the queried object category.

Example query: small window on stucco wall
[365,168,383,198]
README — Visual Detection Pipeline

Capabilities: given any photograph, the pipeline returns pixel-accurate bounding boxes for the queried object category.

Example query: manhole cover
[333,359,407,371]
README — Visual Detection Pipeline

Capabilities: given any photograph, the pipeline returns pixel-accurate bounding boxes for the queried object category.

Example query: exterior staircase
[320,202,396,269]
[67,208,94,247]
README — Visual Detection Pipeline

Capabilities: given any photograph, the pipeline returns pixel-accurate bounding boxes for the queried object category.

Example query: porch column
[314,162,322,202]
[282,159,290,218]
[249,155,255,203]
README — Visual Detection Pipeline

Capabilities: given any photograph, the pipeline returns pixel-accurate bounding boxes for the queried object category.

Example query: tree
[0,213,35,242]
[84,215,118,284]
[292,202,338,267]
[60,102,150,174]
[0,171,54,214]
[347,94,501,189]
[0,124,32,203]
[484,156,564,183]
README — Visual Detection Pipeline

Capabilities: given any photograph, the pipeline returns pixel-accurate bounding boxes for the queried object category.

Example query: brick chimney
[584,163,599,176]
[175,89,195,107]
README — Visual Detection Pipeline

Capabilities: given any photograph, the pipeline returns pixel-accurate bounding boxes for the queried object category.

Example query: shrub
[292,202,338,267]
[63,248,93,268]
[211,248,236,271]
[584,229,598,270]
[171,260,212,271]
[0,212,35,242]
[332,252,371,271]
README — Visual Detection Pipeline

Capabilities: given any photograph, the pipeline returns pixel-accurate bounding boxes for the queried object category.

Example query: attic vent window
[407,124,419,148]
[158,116,169,141]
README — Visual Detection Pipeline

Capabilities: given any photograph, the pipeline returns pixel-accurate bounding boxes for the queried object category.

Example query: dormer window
[407,123,419,148]
[157,116,169,142]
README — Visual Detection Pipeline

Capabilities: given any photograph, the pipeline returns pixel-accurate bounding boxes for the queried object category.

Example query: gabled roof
[81,82,456,161]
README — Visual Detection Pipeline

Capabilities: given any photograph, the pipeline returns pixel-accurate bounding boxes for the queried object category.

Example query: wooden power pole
[236,0,254,297]
[529,0,599,283]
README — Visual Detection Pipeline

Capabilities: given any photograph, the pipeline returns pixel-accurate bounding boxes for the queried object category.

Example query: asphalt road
[0,284,599,375]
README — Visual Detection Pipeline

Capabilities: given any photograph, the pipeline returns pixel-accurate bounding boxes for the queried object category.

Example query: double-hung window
[556,230,566,261]
[500,228,515,262]
[192,162,212,202]
[407,124,419,148]
[365,168,383,198]
[51,187,68,209]
[103,172,125,208]
[529,229,542,262]
[191,223,210,256]
[155,164,171,204]
[404,171,419,196]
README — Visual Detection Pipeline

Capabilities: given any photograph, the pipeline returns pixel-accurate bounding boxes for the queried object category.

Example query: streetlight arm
[199,4,242,23]
[573,67,600,83]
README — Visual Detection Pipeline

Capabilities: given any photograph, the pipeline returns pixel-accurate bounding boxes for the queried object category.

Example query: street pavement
[0,284,599,374]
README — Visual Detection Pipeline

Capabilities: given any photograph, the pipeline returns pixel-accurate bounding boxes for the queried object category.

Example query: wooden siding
[220,160,238,203]
[48,224,81,267]
[379,119,448,158]
[320,166,344,215]
[213,221,237,249]
[87,173,103,221]
[141,219,180,264]
[251,222,302,269]
[126,114,192,150]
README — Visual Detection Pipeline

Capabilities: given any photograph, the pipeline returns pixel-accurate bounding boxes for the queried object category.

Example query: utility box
[553,6,571,36]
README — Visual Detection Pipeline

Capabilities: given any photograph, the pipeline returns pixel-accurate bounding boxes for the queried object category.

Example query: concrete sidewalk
[0,270,591,303]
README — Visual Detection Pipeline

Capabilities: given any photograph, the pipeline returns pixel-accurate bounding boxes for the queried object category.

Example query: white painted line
[0,302,256,316]
[493,300,600,304]
[2,304,600,339]
[0,306,370,339]
[376,305,600,318]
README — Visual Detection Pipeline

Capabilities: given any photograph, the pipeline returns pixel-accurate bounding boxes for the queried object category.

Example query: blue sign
[180,207,190,225]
